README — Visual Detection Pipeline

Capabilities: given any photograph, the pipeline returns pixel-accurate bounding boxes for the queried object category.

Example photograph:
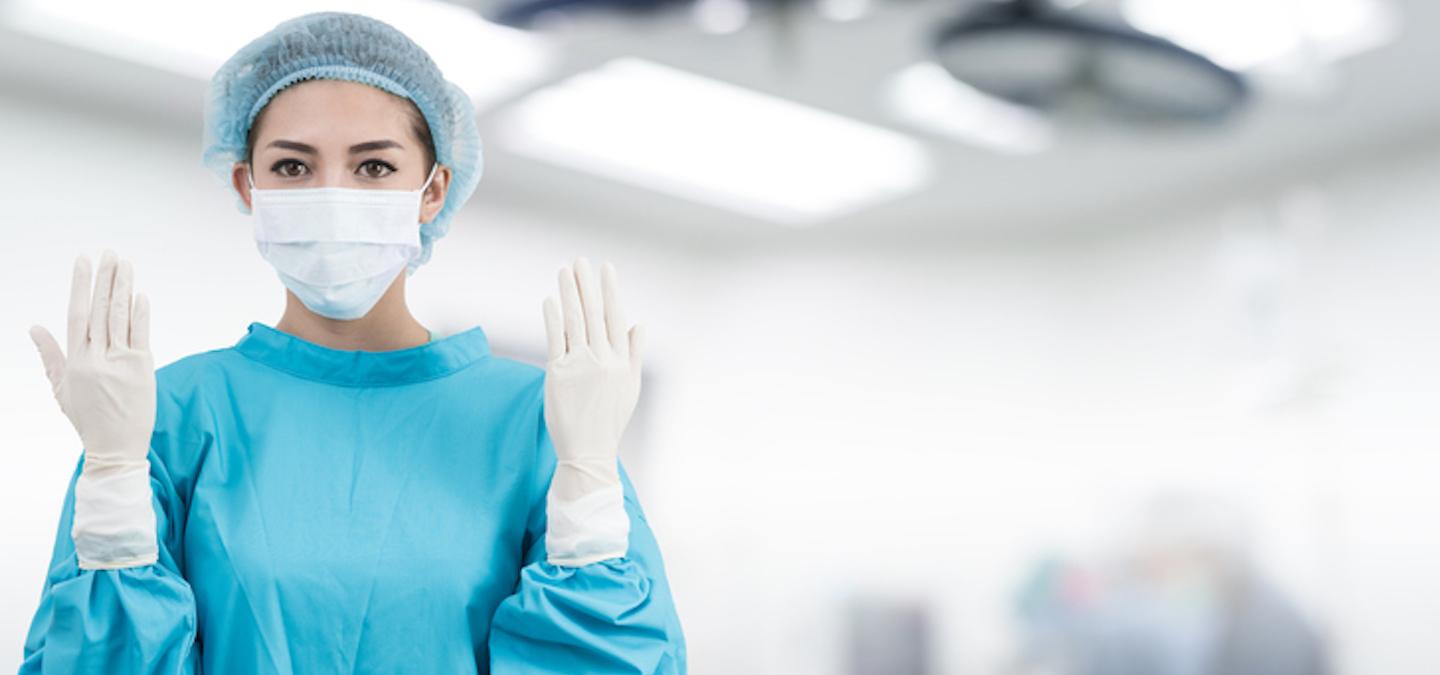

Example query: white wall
[625,143,1440,672]
[3,84,1440,674]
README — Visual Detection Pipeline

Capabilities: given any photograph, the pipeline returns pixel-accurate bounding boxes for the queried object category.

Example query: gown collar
[234,321,490,387]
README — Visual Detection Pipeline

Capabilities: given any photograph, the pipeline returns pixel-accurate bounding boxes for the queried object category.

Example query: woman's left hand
[541,257,643,486]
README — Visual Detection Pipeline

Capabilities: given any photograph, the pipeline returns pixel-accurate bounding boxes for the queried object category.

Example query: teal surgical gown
[20,322,687,674]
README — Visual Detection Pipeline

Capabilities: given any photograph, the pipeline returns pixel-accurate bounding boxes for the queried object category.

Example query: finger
[29,325,65,392]
[558,264,586,351]
[67,255,92,356]
[88,250,117,348]
[574,257,607,349]
[601,262,628,357]
[131,292,151,352]
[109,259,133,351]
[543,296,564,361]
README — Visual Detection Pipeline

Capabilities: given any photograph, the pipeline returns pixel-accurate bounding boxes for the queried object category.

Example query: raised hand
[30,250,156,467]
[29,250,158,568]
[540,257,643,566]
[541,257,643,478]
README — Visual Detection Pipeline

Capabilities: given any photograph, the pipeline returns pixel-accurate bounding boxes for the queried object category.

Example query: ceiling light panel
[495,57,934,226]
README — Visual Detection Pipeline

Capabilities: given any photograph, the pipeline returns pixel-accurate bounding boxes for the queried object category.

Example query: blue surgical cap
[201,11,483,271]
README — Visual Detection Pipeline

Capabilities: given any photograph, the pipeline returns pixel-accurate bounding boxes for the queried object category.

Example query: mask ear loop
[416,162,441,229]
[418,162,439,192]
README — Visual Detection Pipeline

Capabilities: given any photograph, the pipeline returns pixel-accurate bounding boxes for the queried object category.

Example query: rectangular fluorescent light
[883,61,1054,156]
[0,0,555,112]
[494,57,933,226]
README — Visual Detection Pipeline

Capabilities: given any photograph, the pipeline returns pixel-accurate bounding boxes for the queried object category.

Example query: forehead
[253,79,416,146]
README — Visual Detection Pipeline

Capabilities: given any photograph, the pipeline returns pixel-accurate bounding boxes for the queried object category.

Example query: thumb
[29,325,65,392]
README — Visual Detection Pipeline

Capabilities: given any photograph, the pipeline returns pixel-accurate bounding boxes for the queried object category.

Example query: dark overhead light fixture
[933,0,1250,124]
[490,0,685,28]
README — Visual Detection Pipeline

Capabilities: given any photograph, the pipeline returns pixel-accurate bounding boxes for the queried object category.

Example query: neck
[275,272,430,351]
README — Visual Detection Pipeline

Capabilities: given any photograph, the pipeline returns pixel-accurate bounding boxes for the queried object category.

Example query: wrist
[545,481,629,567]
[551,457,620,500]
[554,455,620,478]
[73,460,158,569]
[80,443,150,475]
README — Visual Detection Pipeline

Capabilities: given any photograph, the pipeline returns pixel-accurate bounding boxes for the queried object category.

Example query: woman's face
[234,79,450,224]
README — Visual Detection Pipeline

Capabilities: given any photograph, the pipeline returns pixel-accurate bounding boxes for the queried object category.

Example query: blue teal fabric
[19,322,686,674]
[201,11,484,271]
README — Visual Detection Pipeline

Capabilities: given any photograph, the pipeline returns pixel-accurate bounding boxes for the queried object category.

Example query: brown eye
[360,160,396,179]
[271,159,307,178]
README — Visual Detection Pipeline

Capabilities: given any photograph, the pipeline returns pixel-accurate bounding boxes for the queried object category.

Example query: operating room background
[3,0,1440,673]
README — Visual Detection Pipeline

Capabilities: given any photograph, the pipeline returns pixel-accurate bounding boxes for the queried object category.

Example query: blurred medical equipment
[932,0,1249,124]
[847,595,934,675]
[1009,496,1331,675]
[202,11,483,271]
[27,251,159,569]
[248,162,439,320]
[1218,187,1339,411]
[542,258,645,566]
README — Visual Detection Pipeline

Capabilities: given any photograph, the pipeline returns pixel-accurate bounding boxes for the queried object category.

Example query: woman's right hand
[29,250,156,472]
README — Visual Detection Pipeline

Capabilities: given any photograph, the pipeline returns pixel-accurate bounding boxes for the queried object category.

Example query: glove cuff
[72,458,159,569]
[546,463,629,567]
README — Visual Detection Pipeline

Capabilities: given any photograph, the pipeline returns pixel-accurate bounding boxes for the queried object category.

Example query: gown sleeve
[488,399,688,674]
[19,446,200,673]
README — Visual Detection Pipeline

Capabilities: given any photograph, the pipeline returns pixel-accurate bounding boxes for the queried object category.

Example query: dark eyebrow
[265,139,404,154]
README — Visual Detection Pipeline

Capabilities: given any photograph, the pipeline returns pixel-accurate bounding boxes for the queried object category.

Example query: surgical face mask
[248,163,438,320]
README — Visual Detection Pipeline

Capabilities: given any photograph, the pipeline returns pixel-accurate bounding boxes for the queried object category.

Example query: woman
[19,11,686,674]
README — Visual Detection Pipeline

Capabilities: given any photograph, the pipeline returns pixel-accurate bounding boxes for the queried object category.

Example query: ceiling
[4,0,1440,249]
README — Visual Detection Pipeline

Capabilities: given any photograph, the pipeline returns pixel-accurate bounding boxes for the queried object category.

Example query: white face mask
[248,163,438,320]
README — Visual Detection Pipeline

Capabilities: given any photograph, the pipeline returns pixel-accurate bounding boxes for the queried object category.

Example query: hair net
[201,11,483,271]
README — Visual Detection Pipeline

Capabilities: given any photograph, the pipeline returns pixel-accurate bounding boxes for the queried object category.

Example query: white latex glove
[30,250,159,569]
[541,257,643,566]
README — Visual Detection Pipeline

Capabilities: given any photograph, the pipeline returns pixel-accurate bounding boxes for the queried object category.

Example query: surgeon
[19,11,686,674]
